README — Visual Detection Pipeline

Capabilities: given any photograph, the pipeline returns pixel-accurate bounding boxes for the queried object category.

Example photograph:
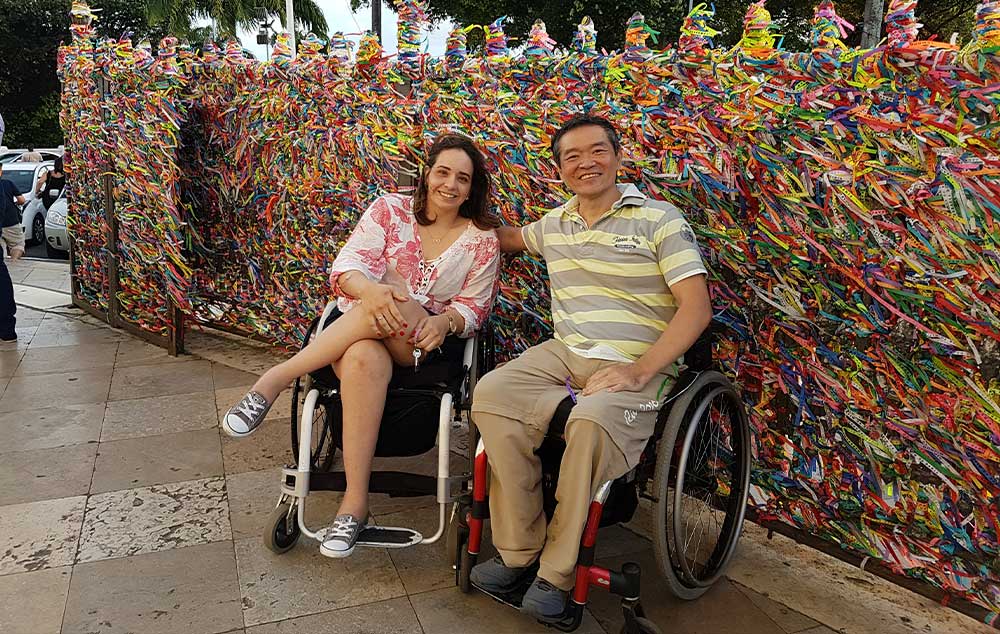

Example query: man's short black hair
[551,114,621,165]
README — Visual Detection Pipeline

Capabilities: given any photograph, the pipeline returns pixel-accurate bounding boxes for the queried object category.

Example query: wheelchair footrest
[354,526,423,548]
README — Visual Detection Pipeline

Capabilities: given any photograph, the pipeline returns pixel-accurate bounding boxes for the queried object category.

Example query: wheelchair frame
[264,301,483,554]
[264,307,752,634]
[449,334,752,634]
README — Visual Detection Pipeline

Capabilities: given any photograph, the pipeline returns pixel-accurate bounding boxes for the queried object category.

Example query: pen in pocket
[565,376,577,404]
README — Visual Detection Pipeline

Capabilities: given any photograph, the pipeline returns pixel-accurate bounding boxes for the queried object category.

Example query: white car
[44,195,68,258]
[0,147,63,163]
[2,160,56,245]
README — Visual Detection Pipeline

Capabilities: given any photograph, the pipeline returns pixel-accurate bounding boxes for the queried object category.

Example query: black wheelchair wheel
[459,547,476,593]
[289,316,337,472]
[263,501,301,554]
[652,370,752,600]
[447,497,471,573]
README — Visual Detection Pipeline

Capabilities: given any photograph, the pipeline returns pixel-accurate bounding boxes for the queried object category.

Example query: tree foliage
[355,0,980,52]
[0,0,170,147]
[146,0,329,40]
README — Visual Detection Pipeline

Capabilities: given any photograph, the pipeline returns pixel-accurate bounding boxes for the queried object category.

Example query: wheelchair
[449,325,753,634]
[265,303,752,634]
[263,301,489,555]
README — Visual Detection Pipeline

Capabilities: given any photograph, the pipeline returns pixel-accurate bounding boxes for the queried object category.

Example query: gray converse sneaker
[222,391,272,438]
[319,514,366,558]
[521,576,569,623]
[469,555,535,594]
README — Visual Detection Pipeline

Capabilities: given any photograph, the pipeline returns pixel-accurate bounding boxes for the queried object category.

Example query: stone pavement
[0,257,990,634]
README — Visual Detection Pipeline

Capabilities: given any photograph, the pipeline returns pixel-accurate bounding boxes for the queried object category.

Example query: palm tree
[146,0,329,40]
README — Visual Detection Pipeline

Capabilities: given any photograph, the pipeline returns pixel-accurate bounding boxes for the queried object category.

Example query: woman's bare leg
[251,299,431,402]
[332,340,393,520]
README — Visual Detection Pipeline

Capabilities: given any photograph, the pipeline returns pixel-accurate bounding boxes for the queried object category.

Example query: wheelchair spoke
[675,388,742,582]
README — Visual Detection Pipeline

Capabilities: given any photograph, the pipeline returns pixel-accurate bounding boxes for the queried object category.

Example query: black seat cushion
[309,308,468,394]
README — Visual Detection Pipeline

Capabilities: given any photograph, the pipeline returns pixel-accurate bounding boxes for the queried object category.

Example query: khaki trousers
[471,339,638,590]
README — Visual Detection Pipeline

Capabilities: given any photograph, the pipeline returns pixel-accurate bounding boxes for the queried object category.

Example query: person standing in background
[0,162,26,342]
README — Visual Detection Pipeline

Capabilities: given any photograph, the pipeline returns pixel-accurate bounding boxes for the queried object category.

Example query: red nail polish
[399,330,406,336]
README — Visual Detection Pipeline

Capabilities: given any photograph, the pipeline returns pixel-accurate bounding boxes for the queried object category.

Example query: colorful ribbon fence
[60,0,1000,617]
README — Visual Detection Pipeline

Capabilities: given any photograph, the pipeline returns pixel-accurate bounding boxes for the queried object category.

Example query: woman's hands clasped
[358,267,410,337]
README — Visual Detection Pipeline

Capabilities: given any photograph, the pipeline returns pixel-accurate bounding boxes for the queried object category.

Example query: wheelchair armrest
[315,300,340,338]
[463,335,475,373]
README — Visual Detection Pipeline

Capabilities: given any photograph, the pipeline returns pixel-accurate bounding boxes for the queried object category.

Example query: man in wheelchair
[470,114,714,622]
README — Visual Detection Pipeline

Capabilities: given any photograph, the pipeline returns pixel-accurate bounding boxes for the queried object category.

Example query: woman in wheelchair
[223,133,500,557]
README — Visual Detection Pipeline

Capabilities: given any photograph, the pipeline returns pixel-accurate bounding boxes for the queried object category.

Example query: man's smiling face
[555,124,621,198]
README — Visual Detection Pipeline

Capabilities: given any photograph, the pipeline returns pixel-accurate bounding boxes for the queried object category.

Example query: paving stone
[0,566,72,634]
[77,477,231,563]
[408,586,607,633]
[221,416,295,475]
[90,428,223,493]
[226,468,343,541]
[0,348,23,377]
[586,548,784,634]
[0,368,112,412]
[734,581,823,633]
[381,506,456,596]
[13,342,119,375]
[234,535,406,626]
[109,359,215,400]
[28,328,126,349]
[101,390,219,441]
[32,316,108,336]
[0,402,104,453]
[62,541,243,634]
[0,495,86,575]
[213,362,261,389]
[0,443,97,505]
[114,339,191,368]
[245,596,423,634]
[795,627,841,634]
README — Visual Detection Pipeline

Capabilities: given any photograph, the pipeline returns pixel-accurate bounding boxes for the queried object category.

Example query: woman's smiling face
[424,148,473,215]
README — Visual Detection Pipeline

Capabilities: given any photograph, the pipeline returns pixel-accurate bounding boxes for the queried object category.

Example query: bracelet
[446,312,457,335]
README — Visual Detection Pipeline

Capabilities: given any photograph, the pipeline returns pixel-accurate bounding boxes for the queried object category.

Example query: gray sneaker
[222,391,272,437]
[469,555,535,593]
[319,514,366,558]
[521,576,569,623]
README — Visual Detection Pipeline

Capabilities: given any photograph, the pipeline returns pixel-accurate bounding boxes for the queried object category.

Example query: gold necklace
[424,220,464,244]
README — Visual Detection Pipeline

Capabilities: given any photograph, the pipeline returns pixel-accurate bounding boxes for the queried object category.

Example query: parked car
[2,160,56,245]
[44,194,68,258]
[0,147,63,163]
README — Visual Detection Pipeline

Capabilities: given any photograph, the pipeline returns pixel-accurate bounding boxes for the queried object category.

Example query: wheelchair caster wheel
[263,501,300,554]
[458,548,476,593]
[622,617,662,634]
[448,499,471,567]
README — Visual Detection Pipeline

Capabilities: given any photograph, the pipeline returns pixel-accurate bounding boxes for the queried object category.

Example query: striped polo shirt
[522,183,708,362]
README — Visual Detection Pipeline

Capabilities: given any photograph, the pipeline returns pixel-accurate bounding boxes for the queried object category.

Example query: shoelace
[326,518,358,541]
[235,394,266,420]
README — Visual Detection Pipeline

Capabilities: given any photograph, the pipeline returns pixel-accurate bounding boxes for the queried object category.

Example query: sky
[234,0,453,61]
